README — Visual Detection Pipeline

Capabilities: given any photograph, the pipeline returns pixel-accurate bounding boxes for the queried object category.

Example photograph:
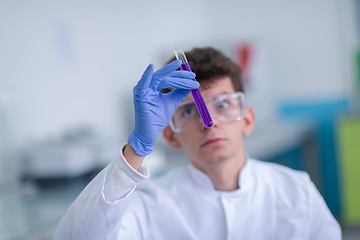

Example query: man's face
[163,76,255,168]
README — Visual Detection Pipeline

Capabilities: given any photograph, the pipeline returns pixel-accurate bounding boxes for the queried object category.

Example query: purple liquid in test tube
[174,46,213,128]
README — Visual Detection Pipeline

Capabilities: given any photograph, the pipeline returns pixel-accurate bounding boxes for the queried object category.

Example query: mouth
[201,137,225,148]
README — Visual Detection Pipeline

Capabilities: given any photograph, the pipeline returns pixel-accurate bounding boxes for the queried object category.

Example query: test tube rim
[173,46,188,63]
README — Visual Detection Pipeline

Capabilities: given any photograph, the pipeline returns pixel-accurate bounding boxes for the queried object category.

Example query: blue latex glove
[128,60,199,156]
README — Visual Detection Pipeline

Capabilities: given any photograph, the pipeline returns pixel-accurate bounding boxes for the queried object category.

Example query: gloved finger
[134,63,155,97]
[168,71,196,80]
[136,63,155,88]
[152,60,182,80]
[164,88,192,105]
[157,78,199,91]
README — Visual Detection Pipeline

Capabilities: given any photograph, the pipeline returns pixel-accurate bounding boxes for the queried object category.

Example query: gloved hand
[128,60,199,156]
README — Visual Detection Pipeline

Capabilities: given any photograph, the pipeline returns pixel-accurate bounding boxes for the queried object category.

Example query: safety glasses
[169,92,245,133]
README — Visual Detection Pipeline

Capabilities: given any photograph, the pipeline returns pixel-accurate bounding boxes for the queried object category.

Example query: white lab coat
[53,146,341,240]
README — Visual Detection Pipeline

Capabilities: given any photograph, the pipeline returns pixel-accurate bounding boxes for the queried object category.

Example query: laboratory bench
[0,173,95,240]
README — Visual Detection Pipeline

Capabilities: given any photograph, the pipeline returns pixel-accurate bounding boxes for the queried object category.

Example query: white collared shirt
[54,145,341,240]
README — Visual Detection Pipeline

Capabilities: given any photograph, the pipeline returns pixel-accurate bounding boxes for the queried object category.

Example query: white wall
[201,0,358,124]
[207,0,356,99]
[0,0,357,147]
[0,0,212,144]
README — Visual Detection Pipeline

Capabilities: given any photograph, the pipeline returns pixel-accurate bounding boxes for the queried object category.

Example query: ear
[242,107,256,136]
[162,125,182,150]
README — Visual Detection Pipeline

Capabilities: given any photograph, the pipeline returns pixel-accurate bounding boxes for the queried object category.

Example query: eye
[181,107,195,117]
[180,104,196,118]
[216,100,230,110]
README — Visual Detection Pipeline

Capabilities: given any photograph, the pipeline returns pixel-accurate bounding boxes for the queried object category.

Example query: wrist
[122,143,145,171]
[127,130,155,156]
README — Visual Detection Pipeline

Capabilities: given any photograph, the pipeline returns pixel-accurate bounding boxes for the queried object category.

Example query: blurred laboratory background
[1,0,360,239]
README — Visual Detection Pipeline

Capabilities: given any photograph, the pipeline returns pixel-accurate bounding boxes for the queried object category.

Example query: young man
[53,48,341,240]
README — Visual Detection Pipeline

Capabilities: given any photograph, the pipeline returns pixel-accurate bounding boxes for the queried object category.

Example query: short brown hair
[167,47,243,93]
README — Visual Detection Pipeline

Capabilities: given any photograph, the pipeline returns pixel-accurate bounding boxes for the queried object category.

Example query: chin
[187,146,236,165]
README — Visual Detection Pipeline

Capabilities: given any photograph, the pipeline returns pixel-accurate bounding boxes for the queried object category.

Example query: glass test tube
[174,46,213,128]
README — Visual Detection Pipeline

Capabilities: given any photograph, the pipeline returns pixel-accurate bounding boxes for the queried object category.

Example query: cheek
[175,132,195,147]
[228,122,245,143]
[175,133,200,154]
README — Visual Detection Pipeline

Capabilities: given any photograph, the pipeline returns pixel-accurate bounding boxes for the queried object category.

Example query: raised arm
[53,60,199,240]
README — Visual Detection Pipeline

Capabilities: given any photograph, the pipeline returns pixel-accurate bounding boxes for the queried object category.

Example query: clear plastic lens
[170,92,245,132]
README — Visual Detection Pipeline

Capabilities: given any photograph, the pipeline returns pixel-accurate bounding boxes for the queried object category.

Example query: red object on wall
[237,43,252,84]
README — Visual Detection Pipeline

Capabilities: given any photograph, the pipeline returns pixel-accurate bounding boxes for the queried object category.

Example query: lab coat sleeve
[53,144,149,240]
[306,177,342,239]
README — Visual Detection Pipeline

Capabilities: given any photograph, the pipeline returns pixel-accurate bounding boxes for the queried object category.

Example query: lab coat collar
[188,153,253,196]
